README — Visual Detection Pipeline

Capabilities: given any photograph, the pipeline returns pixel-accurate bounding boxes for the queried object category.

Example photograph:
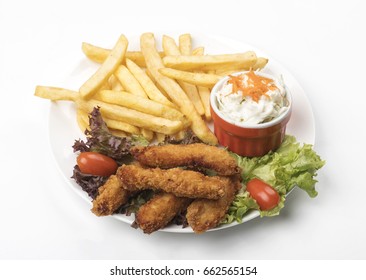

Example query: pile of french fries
[35,33,268,144]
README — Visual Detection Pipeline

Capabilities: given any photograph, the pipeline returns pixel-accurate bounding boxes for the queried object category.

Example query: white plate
[48,34,315,233]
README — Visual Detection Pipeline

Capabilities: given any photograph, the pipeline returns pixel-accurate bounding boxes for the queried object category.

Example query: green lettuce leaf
[222,191,259,224]
[224,135,325,223]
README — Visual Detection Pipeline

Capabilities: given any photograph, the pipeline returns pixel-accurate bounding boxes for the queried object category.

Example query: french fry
[77,99,184,135]
[78,107,141,135]
[81,43,110,64]
[79,35,128,99]
[179,33,192,56]
[109,129,128,138]
[108,74,124,91]
[101,116,141,135]
[115,63,174,139]
[114,65,148,98]
[155,133,166,143]
[124,51,154,68]
[140,32,217,145]
[95,90,187,122]
[98,79,111,91]
[141,128,154,142]
[162,35,204,115]
[193,47,212,121]
[145,69,169,97]
[197,86,212,121]
[163,51,257,71]
[251,57,269,70]
[162,35,179,55]
[159,68,221,87]
[35,86,144,136]
[215,68,244,76]
[178,34,205,116]
[81,42,164,67]
[172,130,186,141]
[192,47,204,56]
[125,58,176,108]
[215,57,268,76]
[76,109,89,133]
[35,86,78,101]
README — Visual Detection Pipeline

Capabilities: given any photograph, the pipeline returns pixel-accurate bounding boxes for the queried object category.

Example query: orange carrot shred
[227,71,277,102]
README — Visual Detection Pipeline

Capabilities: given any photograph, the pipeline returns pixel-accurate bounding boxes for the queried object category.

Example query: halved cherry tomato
[77,152,118,177]
[246,178,280,211]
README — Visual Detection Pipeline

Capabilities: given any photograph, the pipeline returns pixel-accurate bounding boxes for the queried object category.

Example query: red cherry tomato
[246,178,280,211]
[77,152,118,177]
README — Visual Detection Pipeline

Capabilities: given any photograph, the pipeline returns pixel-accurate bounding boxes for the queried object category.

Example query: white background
[1,0,365,261]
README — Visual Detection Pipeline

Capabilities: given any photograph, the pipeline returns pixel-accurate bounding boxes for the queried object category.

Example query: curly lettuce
[72,107,149,162]
[223,135,325,222]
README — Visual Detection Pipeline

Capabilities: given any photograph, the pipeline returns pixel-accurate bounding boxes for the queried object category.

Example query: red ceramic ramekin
[210,72,292,157]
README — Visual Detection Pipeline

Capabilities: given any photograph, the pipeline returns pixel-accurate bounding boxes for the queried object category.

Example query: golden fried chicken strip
[117,164,226,199]
[91,175,130,216]
[186,176,242,233]
[136,193,191,234]
[130,143,240,176]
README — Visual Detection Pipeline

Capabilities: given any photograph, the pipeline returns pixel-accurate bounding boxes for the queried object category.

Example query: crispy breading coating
[186,176,242,233]
[91,175,130,216]
[130,143,240,176]
[136,193,191,234]
[117,164,227,199]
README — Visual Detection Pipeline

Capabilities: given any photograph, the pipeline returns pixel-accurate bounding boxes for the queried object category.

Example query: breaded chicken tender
[136,193,191,234]
[91,175,130,216]
[117,164,227,199]
[130,143,240,176]
[186,176,242,233]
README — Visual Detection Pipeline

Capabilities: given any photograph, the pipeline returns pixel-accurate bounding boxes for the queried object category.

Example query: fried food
[197,85,211,120]
[162,34,204,116]
[186,176,242,233]
[136,193,191,234]
[162,51,257,71]
[81,41,164,67]
[114,65,148,98]
[193,47,212,120]
[91,175,131,216]
[79,35,128,99]
[130,143,241,176]
[77,99,184,135]
[95,90,186,121]
[158,67,221,87]
[77,107,141,135]
[117,164,227,199]
[35,86,78,101]
[125,58,176,108]
[140,32,217,145]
